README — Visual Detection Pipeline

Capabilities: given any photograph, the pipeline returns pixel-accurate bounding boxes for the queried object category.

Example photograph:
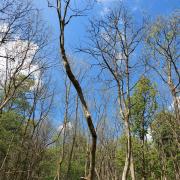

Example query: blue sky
[32,0,180,125]
[32,0,180,62]
[33,0,180,46]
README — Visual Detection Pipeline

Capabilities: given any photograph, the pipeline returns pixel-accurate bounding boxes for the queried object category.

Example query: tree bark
[56,1,97,179]
[130,152,136,180]
[122,118,132,180]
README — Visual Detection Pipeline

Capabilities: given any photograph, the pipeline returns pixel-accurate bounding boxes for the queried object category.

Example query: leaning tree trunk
[56,1,97,179]
[59,34,97,180]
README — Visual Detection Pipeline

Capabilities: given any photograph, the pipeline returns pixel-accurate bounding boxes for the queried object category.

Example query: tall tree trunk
[171,90,180,126]
[56,1,97,179]
[122,57,135,180]
[122,118,132,180]
[59,34,97,180]
[167,61,180,126]
[130,152,136,180]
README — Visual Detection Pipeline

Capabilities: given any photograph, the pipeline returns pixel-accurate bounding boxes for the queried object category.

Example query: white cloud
[147,128,152,141]
[168,96,180,111]
[100,30,110,41]
[100,7,111,16]
[57,121,73,132]
[0,24,41,90]
[98,0,120,16]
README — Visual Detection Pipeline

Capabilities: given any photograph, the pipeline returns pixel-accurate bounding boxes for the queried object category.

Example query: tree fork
[56,1,97,179]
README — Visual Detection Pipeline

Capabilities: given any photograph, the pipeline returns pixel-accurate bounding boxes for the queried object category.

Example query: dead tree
[82,7,144,180]
[48,1,97,179]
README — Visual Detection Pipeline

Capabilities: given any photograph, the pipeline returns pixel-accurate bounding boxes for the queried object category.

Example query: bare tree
[0,1,54,179]
[47,0,97,179]
[54,76,71,180]
[0,66,54,180]
[94,94,120,180]
[82,6,144,180]
[0,0,49,112]
[145,12,180,125]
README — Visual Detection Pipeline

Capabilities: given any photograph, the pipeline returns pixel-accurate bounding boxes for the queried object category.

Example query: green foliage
[0,111,22,160]
[38,147,57,180]
[146,12,179,60]
[131,76,157,138]
[11,75,35,112]
[38,131,87,180]
[15,74,35,93]
[116,135,162,179]
[116,135,126,173]
[151,111,180,179]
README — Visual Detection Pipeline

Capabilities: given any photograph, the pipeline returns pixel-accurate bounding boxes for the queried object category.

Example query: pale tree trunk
[118,82,135,180]
[160,140,168,180]
[170,152,180,180]
[84,142,90,178]
[122,57,136,180]
[122,118,132,180]
[167,62,180,126]
[122,124,135,180]
[130,152,136,180]
[95,168,100,180]
[172,90,180,125]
